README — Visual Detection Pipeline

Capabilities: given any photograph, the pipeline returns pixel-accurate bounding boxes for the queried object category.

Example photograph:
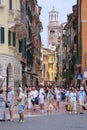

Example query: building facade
[0,0,42,90]
[0,0,27,90]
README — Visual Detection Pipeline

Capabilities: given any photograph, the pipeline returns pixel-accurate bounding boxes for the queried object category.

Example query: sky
[37,0,76,47]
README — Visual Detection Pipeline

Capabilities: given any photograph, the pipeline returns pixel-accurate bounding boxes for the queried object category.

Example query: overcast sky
[37,0,76,47]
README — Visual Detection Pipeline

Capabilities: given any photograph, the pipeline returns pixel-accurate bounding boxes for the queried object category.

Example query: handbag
[5,102,9,108]
[5,101,10,108]
[66,104,71,111]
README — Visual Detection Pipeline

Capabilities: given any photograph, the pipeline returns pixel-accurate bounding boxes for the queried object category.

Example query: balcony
[8,20,27,40]
[8,10,21,21]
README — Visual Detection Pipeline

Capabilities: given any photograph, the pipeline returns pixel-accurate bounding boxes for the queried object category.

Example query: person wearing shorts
[17,87,26,123]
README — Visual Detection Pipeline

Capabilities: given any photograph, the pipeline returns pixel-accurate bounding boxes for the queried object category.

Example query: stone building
[0,0,27,90]
[0,0,42,90]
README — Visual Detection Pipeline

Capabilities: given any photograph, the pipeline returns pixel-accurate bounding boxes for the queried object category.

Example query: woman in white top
[39,86,45,112]
[69,87,77,113]
[27,87,33,111]
[55,87,61,112]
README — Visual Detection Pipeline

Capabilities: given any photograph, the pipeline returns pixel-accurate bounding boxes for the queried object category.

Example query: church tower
[47,8,59,50]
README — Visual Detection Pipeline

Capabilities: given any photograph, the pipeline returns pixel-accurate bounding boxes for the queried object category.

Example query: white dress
[28,92,32,109]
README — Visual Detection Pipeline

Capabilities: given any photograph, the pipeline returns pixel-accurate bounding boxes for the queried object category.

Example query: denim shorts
[18,105,24,114]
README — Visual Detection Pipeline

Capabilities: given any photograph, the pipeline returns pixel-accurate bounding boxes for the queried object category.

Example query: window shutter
[1,27,4,43]
[9,0,12,10]
[8,31,11,45]
[19,40,22,52]
[13,32,16,47]
[22,38,26,58]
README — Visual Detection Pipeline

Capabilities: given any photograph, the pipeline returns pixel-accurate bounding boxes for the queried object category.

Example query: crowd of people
[0,84,87,122]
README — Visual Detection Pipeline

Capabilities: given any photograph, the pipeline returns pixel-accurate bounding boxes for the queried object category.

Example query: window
[9,0,12,10]
[0,27,5,44]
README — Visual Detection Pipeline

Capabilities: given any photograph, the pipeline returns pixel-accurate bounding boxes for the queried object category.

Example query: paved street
[0,112,87,130]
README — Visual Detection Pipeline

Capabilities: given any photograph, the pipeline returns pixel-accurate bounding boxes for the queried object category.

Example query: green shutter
[8,31,11,45]
[1,27,4,43]
[13,32,16,47]
[9,0,12,10]
[19,40,22,52]
[22,38,26,58]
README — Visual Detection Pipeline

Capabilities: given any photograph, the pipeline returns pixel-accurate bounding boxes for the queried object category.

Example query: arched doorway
[6,63,13,91]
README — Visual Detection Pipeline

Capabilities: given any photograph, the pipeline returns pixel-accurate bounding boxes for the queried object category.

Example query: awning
[8,21,27,39]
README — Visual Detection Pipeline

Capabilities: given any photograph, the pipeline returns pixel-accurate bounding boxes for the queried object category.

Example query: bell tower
[47,8,59,50]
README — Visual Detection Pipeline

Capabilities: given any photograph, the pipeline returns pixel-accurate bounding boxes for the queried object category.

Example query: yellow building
[0,0,27,90]
[48,50,56,82]
[42,48,56,85]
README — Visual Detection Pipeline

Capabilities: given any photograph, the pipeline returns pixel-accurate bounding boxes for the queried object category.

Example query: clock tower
[47,8,59,50]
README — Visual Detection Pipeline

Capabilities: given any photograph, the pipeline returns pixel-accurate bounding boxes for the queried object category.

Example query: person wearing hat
[78,86,86,114]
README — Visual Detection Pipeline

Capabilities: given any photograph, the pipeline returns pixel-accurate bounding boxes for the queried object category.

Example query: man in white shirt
[31,87,39,111]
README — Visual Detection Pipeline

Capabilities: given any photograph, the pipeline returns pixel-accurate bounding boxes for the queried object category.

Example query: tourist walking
[27,87,33,111]
[16,87,26,123]
[39,85,45,113]
[7,86,14,121]
[68,87,77,113]
[54,87,61,112]
[78,86,86,114]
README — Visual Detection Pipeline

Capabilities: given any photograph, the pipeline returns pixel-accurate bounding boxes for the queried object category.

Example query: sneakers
[74,112,78,114]
[18,120,24,123]
[69,111,72,114]
[55,109,58,113]
[80,112,84,114]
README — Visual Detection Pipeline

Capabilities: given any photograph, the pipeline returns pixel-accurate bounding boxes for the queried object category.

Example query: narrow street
[0,0,87,130]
